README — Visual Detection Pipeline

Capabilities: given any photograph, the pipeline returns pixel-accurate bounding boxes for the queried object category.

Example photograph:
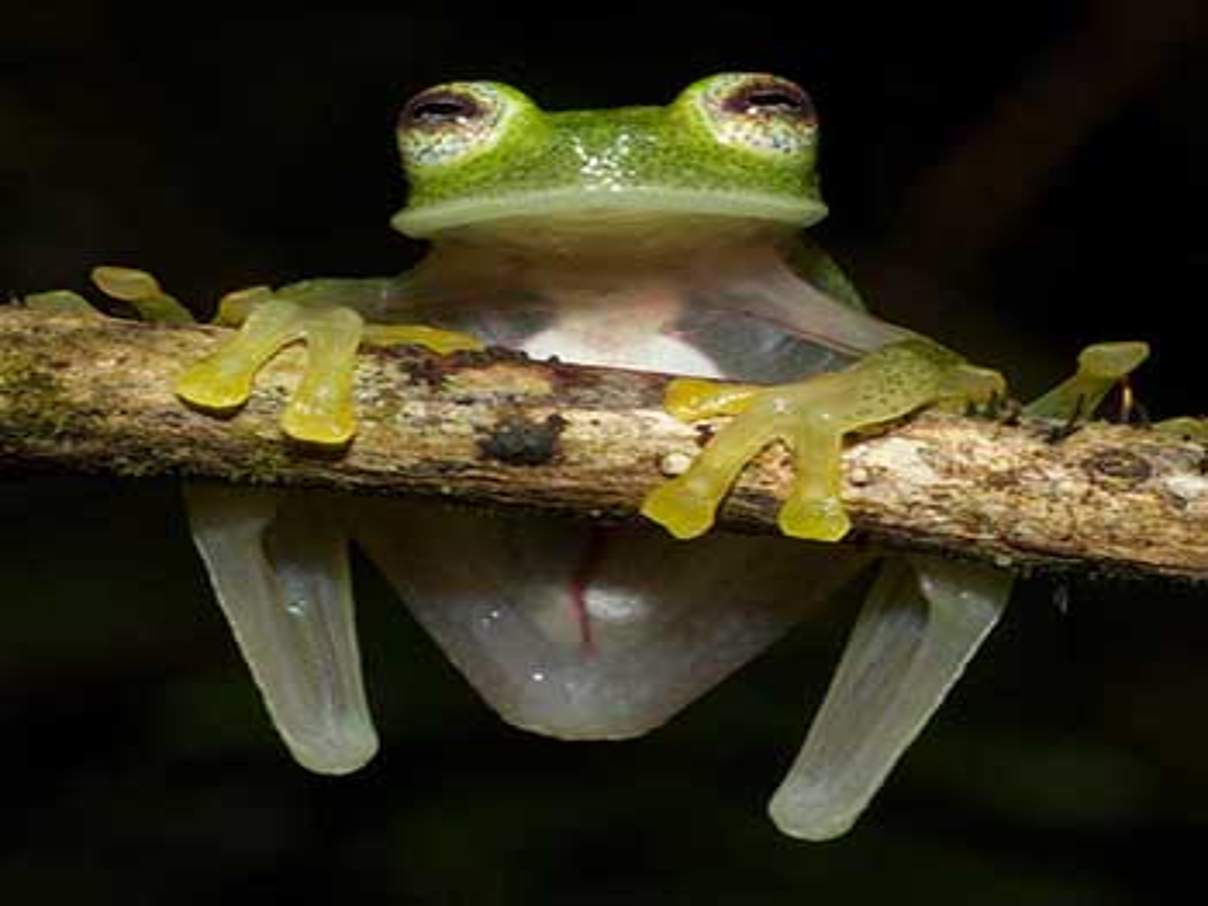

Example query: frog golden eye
[396,81,531,168]
[680,73,819,158]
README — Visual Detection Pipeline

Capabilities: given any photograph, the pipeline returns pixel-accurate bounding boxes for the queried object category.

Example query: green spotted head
[390,73,827,240]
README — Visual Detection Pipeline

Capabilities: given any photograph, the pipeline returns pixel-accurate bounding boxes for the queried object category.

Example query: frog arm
[89,267,482,446]
[760,341,1149,839]
[185,483,377,774]
[642,337,1006,541]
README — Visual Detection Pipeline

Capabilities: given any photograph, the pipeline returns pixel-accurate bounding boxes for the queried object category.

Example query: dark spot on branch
[479,413,567,466]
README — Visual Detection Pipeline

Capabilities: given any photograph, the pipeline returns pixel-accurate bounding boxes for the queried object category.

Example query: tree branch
[1,307,1205,583]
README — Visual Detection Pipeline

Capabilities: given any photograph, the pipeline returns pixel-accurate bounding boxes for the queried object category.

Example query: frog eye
[400,88,486,129]
[396,81,534,168]
[679,73,819,158]
[723,78,816,122]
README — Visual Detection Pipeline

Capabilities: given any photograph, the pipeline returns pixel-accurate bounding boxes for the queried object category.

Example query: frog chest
[513,301,852,383]
[520,313,726,378]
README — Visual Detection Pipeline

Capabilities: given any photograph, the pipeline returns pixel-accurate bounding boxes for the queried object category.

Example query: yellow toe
[778,496,851,542]
[641,479,718,540]
[175,362,254,411]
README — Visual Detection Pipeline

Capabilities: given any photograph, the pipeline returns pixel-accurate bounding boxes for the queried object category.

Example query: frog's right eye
[400,88,486,129]
[396,81,536,168]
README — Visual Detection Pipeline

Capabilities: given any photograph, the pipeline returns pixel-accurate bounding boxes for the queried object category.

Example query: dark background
[3,3,1207,903]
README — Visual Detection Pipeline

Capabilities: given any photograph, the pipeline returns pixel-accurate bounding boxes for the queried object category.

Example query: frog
[41,73,1147,840]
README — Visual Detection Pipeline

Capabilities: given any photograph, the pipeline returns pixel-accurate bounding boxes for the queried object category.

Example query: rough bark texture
[1,307,1205,583]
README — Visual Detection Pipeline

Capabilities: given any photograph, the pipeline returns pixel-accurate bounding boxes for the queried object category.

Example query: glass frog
[62,73,1146,840]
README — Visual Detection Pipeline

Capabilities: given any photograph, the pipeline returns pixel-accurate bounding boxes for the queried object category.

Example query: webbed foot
[642,339,1005,542]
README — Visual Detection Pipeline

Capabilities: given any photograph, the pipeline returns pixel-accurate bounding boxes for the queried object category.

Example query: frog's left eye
[396,81,537,169]
[723,78,816,122]
[679,73,819,158]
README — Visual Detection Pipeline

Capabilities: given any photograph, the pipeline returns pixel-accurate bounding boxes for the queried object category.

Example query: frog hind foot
[768,556,1011,840]
[185,483,378,774]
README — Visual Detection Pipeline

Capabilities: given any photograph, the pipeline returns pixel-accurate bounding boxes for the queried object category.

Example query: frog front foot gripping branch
[643,339,1149,839]
[167,274,481,446]
[642,337,1007,541]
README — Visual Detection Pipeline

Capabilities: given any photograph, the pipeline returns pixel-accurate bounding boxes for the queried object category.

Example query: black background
[3,3,1207,904]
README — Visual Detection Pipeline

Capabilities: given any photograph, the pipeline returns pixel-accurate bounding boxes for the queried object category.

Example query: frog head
[390,73,827,243]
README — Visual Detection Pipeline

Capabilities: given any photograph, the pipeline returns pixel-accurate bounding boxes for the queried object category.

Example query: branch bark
[1,307,1205,583]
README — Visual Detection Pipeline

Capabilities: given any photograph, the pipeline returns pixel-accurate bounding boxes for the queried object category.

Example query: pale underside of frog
[36,73,1147,841]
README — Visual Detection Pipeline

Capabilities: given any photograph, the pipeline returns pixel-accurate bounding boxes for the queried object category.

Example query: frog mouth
[391,187,827,238]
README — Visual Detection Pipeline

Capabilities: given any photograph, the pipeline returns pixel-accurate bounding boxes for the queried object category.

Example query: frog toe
[640,475,723,540]
[176,298,308,412]
[91,265,194,324]
[778,494,850,542]
[1078,341,1150,379]
[22,289,105,318]
[643,400,786,539]
[662,377,760,420]
[1027,340,1150,419]
[280,306,363,446]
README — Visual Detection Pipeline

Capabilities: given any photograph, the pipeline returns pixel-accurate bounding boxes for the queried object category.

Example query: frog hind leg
[767,341,1150,839]
[769,556,1010,840]
[184,483,378,774]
